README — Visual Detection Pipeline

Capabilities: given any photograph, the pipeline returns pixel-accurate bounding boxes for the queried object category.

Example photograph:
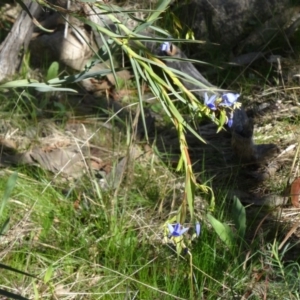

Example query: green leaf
[44,265,54,284]
[35,86,77,93]
[185,174,195,220]
[0,217,10,235]
[217,110,227,132]
[48,68,119,85]
[0,173,18,217]
[209,192,215,211]
[207,213,236,251]
[147,0,171,23]
[232,196,246,239]
[0,79,39,88]
[4,172,18,201]
[0,80,77,93]
[134,21,156,35]
[98,31,118,87]
[77,17,120,40]
[46,62,59,81]
[130,57,148,140]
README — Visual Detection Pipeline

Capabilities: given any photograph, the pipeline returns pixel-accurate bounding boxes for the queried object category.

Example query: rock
[172,0,300,57]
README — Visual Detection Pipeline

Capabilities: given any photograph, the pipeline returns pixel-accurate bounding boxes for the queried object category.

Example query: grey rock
[172,0,298,56]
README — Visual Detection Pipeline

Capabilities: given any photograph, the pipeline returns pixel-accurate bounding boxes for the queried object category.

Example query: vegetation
[0,0,300,299]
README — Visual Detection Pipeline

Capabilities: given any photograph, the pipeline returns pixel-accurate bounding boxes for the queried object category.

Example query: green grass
[0,78,299,300]
[2,1,300,300]
[0,157,299,299]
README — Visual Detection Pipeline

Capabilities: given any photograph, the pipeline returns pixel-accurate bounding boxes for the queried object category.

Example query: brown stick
[0,0,42,82]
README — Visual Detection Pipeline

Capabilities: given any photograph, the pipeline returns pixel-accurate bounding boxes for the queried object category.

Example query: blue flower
[220,93,240,107]
[168,223,189,237]
[160,41,171,53]
[195,222,201,237]
[226,111,234,128]
[204,93,217,110]
[227,118,233,127]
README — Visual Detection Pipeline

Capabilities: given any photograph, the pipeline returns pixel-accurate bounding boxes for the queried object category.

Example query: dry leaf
[290,177,300,208]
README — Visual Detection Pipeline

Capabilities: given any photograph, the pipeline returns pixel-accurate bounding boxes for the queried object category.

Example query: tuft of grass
[2,1,300,299]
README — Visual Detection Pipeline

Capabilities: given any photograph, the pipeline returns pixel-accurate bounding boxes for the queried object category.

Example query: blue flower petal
[195,222,201,237]
[179,226,189,235]
[221,93,240,106]
[168,223,189,237]
[204,93,217,110]
[204,92,209,104]
[172,223,182,236]
[226,111,234,127]
[207,103,216,110]
[167,223,175,236]
[168,223,181,237]
[161,41,171,53]
[227,117,233,127]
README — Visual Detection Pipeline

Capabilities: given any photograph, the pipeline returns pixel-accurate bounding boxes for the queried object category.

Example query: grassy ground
[1,68,300,300]
[2,2,300,300]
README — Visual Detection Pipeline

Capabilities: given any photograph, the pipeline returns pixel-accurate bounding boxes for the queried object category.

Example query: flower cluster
[204,92,240,127]
[167,222,201,238]
[165,222,201,256]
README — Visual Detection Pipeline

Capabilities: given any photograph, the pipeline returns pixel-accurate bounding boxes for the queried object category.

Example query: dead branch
[0,0,42,82]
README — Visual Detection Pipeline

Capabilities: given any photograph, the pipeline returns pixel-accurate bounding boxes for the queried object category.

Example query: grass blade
[0,288,30,300]
[0,217,10,235]
[0,173,18,217]
[0,263,36,278]
[207,213,236,251]
[232,196,246,240]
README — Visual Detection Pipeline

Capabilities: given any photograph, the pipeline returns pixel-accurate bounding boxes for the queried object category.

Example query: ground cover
[1,1,300,299]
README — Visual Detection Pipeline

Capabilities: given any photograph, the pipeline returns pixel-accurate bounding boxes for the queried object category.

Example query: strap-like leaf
[0,289,30,300]
[0,263,36,278]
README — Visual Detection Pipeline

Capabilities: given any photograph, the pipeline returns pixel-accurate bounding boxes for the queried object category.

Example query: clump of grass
[0,90,300,298]
[2,1,300,299]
